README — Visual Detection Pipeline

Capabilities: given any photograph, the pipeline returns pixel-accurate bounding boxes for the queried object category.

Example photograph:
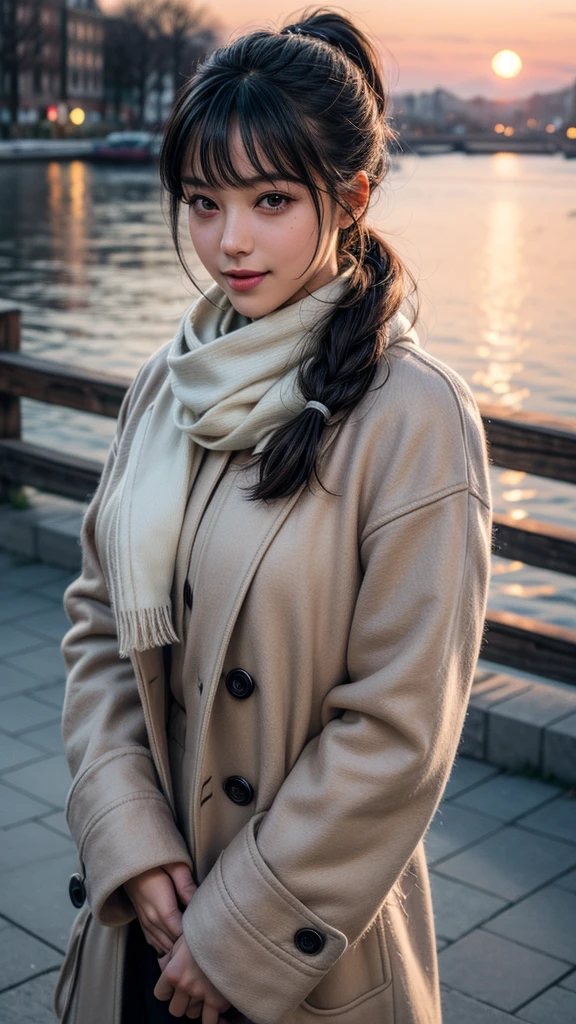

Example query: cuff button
[68,873,86,908]
[294,928,325,955]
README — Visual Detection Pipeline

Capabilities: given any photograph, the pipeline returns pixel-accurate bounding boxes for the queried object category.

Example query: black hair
[160,6,419,501]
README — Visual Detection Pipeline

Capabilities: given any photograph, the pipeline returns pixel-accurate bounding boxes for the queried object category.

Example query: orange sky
[100,1,576,98]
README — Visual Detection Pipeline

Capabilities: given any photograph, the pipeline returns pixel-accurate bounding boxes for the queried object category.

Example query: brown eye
[259,193,292,211]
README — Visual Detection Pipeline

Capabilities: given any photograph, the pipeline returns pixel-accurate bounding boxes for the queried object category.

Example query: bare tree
[104,0,216,128]
[0,0,47,132]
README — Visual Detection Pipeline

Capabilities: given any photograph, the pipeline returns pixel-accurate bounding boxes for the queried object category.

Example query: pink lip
[224,271,269,292]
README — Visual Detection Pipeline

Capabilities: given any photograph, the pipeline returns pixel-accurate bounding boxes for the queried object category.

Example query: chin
[225,290,291,320]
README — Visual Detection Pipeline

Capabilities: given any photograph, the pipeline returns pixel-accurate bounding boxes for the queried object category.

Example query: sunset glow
[491,49,523,79]
[98,1,576,97]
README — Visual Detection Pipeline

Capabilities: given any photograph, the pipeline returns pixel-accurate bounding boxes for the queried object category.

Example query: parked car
[91,132,162,163]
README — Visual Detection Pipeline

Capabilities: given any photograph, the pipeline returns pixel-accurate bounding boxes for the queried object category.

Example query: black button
[294,928,325,955]
[183,579,193,609]
[225,668,255,700]
[69,873,86,908]
[223,775,254,805]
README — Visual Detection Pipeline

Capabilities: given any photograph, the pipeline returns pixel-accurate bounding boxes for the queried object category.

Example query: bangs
[161,73,328,200]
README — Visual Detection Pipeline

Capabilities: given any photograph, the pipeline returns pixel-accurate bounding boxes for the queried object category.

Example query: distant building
[0,0,104,128]
[65,0,105,115]
[392,80,576,135]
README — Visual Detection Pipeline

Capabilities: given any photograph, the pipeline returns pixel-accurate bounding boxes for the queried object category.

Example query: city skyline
[99,0,576,99]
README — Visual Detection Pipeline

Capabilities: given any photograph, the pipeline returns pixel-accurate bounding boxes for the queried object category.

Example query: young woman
[53,8,492,1024]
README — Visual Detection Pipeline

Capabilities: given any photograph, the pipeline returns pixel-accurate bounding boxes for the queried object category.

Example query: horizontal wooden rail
[0,439,102,502]
[0,351,129,418]
[492,513,576,576]
[483,610,576,686]
[478,401,576,485]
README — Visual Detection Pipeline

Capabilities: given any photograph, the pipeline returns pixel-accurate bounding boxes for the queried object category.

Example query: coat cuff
[182,812,347,1024]
[66,747,192,926]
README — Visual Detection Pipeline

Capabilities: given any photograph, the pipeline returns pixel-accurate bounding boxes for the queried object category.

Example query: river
[0,152,575,628]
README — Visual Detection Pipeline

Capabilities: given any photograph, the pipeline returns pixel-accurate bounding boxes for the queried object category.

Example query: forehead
[184,125,274,186]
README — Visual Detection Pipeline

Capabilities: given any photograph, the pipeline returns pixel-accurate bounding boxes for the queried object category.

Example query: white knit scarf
[94,270,417,658]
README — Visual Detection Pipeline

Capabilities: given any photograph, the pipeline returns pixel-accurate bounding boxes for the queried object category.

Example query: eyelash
[184,192,294,215]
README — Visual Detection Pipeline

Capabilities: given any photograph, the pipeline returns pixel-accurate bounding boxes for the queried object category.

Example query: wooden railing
[1,300,576,685]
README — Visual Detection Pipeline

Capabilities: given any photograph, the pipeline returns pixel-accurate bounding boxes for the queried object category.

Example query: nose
[220,210,254,258]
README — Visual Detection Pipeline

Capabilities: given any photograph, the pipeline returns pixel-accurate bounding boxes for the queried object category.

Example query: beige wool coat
[53,320,492,1024]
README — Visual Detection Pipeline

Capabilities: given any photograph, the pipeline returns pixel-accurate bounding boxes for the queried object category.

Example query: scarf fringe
[117,605,180,659]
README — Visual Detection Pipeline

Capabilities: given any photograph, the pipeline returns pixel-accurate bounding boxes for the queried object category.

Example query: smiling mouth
[223,270,269,291]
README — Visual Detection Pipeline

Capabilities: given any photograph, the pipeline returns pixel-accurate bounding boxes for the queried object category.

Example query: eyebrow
[181,173,300,188]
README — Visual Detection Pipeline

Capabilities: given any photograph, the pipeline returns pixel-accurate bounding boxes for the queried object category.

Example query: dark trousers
[121,918,252,1023]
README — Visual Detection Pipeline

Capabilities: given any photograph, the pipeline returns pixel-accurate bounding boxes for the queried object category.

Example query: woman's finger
[186,998,203,1018]
[154,967,176,1002]
[201,1003,221,1024]
[164,862,197,908]
[140,921,173,955]
[169,987,191,1017]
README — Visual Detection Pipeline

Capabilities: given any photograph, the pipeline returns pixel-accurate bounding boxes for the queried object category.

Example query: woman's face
[182,129,367,319]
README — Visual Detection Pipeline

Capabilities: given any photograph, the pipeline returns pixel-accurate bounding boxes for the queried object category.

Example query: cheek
[187,215,218,257]
[260,208,318,260]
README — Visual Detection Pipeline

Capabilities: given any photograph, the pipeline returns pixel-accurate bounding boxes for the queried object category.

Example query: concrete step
[2,491,576,786]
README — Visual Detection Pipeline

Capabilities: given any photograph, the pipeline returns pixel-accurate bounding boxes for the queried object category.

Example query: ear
[337,171,370,229]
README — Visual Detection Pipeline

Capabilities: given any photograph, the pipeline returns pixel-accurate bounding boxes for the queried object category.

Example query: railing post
[0,301,22,502]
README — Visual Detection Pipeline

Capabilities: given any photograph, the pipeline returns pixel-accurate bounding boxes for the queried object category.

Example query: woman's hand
[155,934,232,1021]
[123,862,197,955]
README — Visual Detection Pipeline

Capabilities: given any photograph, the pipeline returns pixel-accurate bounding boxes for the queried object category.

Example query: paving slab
[0,919,61,989]
[484,884,576,963]
[517,985,576,1023]
[442,757,501,801]
[0,625,45,660]
[0,695,62,734]
[0,849,80,951]
[0,664,46,700]
[0,733,46,773]
[451,773,562,823]
[559,969,576,992]
[437,929,569,1012]
[0,780,53,828]
[424,803,503,865]
[16,606,71,644]
[0,969,61,1023]
[5,644,65,684]
[0,592,55,625]
[1,562,71,591]
[440,987,519,1023]
[29,681,66,711]
[487,684,576,773]
[18,720,65,755]
[430,872,508,941]
[434,825,576,901]
[518,793,576,846]
[556,867,576,893]
[38,812,72,841]
[2,754,71,809]
[543,714,576,787]
[0,821,72,874]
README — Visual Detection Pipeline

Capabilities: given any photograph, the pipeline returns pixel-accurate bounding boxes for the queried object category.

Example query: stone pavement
[0,548,575,1022]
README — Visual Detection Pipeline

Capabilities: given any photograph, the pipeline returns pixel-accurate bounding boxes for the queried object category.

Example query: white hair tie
[304,400,332,421]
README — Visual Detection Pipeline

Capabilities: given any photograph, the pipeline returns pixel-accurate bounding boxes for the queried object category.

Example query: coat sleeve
[181,435,492,1022]
[60,360,192,928]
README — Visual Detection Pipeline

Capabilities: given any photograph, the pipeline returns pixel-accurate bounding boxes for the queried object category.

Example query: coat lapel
[129,454,307,833]
[188,475,306,847]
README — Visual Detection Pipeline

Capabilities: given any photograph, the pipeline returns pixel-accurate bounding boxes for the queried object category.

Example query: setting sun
[491,49,523,79]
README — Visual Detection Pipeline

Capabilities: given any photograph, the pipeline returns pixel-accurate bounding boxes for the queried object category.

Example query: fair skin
[123,134,370,1020]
